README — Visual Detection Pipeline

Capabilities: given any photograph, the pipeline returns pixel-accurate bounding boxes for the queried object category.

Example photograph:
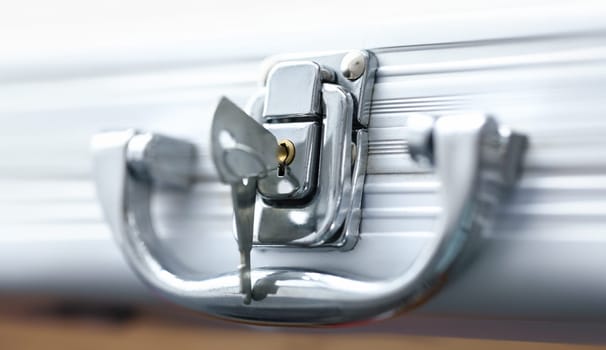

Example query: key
[230,178,256,304]
[211,97,279,183]
[211,97,279,304]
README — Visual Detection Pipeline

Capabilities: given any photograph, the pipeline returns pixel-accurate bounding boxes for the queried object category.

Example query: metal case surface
[2,0,606,338]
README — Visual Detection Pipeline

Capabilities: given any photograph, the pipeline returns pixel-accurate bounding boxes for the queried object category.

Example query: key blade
[231,178,257,304]
[211,97,278,184]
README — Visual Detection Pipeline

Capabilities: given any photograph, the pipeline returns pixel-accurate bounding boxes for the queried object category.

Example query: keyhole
[276,139,295,177]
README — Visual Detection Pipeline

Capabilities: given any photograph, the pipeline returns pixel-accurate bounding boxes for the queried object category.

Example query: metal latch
[210,52,376,303]
[90,49,527,326]
[212,53,376,246]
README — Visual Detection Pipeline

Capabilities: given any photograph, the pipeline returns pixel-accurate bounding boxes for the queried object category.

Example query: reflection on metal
[91,49,527,325]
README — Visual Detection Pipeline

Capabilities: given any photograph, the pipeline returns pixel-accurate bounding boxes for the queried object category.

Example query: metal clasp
[213,51,377,248]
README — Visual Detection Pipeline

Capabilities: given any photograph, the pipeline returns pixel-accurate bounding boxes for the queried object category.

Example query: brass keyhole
[276,139,295,176]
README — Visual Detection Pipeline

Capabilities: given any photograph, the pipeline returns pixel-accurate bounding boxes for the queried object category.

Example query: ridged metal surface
[1,29,606,319]
[369,34,606,244]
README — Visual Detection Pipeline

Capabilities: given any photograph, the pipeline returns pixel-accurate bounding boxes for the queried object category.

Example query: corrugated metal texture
[369,33,606,243]
[369,34,606,319]
[1,26,606,319]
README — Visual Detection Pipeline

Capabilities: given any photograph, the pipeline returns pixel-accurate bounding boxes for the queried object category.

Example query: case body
[1,1,606,340]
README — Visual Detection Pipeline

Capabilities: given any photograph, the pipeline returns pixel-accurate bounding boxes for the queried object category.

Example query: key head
[211,97,279,184]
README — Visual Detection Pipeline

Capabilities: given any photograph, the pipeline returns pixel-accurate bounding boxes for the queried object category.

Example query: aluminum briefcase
[2,1,606,337]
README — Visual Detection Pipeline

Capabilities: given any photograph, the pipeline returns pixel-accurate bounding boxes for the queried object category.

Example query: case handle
[91,112,525,325]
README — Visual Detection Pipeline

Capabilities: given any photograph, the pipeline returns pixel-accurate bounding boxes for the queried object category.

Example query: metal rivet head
[340,50,367,81]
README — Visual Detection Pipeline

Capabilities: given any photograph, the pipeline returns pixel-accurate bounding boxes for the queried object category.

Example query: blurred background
[2,0,606,348]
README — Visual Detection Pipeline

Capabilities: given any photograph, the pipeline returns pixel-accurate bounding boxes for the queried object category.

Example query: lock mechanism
[210,53,376,304]
[90,49,527,326]
[212,54,376,249]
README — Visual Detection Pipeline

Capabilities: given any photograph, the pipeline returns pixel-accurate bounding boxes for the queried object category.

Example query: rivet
[340,50,366,81]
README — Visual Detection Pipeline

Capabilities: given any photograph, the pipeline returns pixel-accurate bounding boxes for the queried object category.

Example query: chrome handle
[91,50,526,325]
[91,112,525,325]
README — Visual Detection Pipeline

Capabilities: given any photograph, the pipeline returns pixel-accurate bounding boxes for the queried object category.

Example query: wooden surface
[1,317,605,350]
[0,297,604,350]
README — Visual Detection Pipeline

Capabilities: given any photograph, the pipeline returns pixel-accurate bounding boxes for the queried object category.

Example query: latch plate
[247,51,378,248]
[257,121,321,201]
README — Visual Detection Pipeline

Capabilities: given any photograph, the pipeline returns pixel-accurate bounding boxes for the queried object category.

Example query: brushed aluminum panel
[0,12,606,326]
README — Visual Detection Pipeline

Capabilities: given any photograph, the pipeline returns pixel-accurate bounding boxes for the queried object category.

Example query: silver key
[211,97,279,304]
[230,178,256,304]
[211,97,279,183]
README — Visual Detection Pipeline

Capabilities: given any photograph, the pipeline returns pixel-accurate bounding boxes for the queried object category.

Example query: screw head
[340,50,367,81]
